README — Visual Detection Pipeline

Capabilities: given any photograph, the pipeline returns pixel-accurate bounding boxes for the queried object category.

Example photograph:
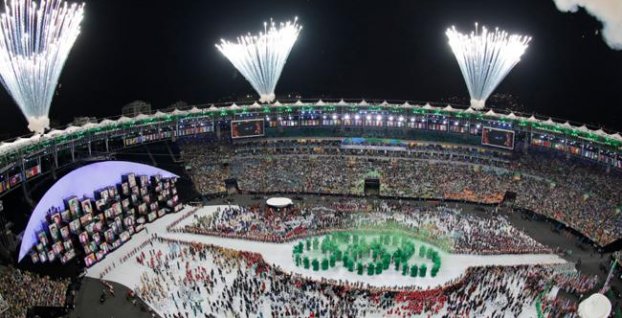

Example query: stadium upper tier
[181,137,622,246]
[0,98,621,195]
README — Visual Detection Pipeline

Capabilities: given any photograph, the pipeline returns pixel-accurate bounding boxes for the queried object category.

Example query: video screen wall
[481,127,515,150]
[231,119,265,139]
[29,173,181,267]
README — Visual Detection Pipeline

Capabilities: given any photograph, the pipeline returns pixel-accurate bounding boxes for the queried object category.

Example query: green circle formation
[292,231,442,278]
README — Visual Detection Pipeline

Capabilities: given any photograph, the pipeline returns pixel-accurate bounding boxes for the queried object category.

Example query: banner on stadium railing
[9,173,22,187]
[481,127,515,150]
[231,119,265,139]
[25,165,41,179]
[0,180,7,194]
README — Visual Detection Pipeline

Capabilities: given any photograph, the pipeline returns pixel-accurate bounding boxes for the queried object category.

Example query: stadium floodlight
[0,0,85,133]
[216,18,301,103]
[446,23,531,109]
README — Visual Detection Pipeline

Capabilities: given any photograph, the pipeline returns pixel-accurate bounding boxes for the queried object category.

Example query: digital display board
[19,161,178,262]
[482,127,515,150]
[231,119,265,139]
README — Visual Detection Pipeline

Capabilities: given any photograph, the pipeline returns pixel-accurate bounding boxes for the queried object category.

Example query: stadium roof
[1,99,621,158]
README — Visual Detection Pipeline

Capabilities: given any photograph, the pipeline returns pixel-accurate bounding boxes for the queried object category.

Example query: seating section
[180,138,622,246]
[0,267,70,318]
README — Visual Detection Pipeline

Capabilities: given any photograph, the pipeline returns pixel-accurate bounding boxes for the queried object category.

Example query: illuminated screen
[482,127,515,150]
[18,161,178,262]
[231,119,265,139]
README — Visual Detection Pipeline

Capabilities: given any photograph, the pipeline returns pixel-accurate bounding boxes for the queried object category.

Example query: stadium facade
[1,99,622,251]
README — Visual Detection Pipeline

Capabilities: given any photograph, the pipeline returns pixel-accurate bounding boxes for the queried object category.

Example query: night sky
[0,0,621,137]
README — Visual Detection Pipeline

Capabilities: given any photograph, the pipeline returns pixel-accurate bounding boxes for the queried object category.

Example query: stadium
[0,1,620,318]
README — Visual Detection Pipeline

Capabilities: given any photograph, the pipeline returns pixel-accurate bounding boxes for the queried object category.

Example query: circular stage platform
[266,197,293,208]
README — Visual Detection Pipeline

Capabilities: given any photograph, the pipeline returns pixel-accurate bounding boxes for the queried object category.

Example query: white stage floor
[86,205,567,317]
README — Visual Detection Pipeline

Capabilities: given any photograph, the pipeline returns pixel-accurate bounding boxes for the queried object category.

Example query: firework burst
[0,0,84,133]
[446,24,531,109]
[216,18,301,103]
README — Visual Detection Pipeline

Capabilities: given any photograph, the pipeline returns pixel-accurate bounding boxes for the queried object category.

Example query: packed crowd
[552,272,599,294]
[0,266,70,318]
[228,155,509,204]
[97,233,159,280]
[511,153,622,245]
[180,140,228,195]
[182,199,550,255]
[133,238,577,317]
[180,138,622,245]
[445,266,547,317]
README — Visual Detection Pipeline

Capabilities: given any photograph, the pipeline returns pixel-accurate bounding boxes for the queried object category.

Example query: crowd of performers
[130,237,595,318]
[180,138,622,245]
[180,200,550,255]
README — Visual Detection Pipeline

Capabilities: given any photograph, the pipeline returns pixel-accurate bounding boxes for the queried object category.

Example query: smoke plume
[553,0,622,50]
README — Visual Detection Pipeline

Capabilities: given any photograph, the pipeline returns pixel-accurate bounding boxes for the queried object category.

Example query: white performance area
[266,197,293,208]
[86,205,568,317]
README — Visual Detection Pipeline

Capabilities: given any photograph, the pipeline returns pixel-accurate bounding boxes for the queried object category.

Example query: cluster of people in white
[184,200,549,255]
